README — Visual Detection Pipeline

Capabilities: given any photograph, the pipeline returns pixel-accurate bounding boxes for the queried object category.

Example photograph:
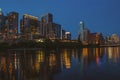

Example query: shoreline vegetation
[0,39,119,51]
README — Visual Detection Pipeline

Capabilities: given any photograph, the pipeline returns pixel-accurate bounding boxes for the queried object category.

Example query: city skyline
[0,11,73,41]
[0,0,120,39]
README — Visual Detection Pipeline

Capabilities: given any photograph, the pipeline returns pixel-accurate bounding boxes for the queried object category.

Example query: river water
[0,47,120,80]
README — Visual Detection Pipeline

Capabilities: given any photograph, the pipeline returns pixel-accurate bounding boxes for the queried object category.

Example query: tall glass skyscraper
[79,21,84,42]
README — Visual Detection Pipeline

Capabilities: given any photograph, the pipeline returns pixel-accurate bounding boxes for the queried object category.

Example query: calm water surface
[0,47,120,80]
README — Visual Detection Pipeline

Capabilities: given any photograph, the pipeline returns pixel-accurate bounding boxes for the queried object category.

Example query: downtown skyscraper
[0,10,19,40]
[79,21,84,42]
[7,12,19,39]
[40,13,61,39]
[0,8,5,30]
[0,9,70,41]
[20,14,39,40]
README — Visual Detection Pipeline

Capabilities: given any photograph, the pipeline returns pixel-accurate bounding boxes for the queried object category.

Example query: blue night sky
[0,0,120,39]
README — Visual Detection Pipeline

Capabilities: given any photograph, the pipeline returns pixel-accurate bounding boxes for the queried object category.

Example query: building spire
[0,8,3,15]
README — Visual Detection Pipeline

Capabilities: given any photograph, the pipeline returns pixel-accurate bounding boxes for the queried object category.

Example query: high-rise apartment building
[0,8,5,30]
[0,10,69,41]
[40,13,61,39]
[105,34,119,44]
[53,23,61,39]
[83,28,90,43]
[89,33,104,45]
[111,34,119,44]
[20,14,39,40]
[7,12,18,39]
[0,8,6,40]
[40,13,53,37]
[42,22,61,39]
[20,13,62,40]
[61,29,66,39]
[41,13,53,23]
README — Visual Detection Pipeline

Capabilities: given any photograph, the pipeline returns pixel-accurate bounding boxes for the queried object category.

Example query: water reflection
[0,47,120,80]
[105,47,120,63]
[61,49,72,69]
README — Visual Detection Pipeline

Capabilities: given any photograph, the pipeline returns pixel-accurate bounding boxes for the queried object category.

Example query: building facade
[7,12,19,39]
[41,13,53,23]
[20,13,62,40]
[105,34,119,44]
[20,14,39,40]
[83,28,90,43]
[111,34,119,44]
[0,8,6,40]
[0,11,71,41]
[0,8,5,30]
[65,32,71,40]
[88,33,104,45]
[61,29,66,40]
[79,21,84,42]
[40,13,61,39]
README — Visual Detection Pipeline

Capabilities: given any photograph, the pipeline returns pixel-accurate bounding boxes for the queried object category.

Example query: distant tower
[79,21,84,42]
[0,8,3,15]
[0,8,5,29]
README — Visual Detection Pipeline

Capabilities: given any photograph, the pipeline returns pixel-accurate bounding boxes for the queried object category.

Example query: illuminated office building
[7,12,18,39]
[105,35,111,44]
[20,14,39,40]
[111,34,119,44]
[0,8,5,30]
[61,29,66,39]
[41,13,53,23]
[79,21,84,42]
[40,13,53,37]
[20,13,62,40]
[45,22,61,39]
[40,13,61,39]
[65,32,71,40]
[89,33,104,45]
[105,34,119,44]
[0,8,6,40]
[83,28,90,43]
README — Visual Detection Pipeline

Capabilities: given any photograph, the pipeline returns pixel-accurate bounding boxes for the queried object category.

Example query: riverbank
[1,39,120,51]
[0,39,101,51]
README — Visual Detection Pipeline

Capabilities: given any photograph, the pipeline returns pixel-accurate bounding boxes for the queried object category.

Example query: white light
[37,39,44,42]
[65,32,70,34]
[24,14,38,19]
[80,21,83,24]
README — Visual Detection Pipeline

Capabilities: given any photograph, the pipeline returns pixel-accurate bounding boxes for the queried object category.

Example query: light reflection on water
[0,47,120,80]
